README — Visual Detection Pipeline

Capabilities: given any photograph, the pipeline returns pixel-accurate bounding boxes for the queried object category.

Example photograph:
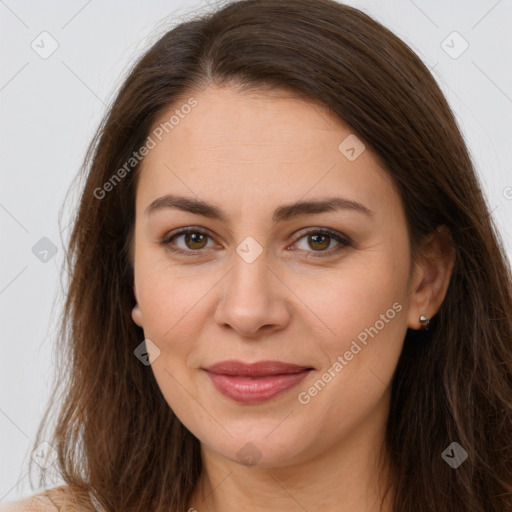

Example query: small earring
[419,314,430,331]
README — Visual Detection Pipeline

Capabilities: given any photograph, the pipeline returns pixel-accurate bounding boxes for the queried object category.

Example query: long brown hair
[29,0,512,510]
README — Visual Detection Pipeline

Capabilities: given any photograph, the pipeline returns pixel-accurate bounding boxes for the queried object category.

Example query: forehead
[135,85,400,222]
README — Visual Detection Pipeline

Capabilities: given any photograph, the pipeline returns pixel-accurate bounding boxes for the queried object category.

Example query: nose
[214,249,291,338]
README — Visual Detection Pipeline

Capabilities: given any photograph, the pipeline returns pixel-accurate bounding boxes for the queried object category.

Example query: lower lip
[204,369,312,404]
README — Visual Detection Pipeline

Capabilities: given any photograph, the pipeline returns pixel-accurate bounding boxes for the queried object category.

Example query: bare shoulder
[0,492,58,511]
[0,486,99,512]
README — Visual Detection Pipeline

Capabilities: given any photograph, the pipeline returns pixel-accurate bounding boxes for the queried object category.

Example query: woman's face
[131,85,420,468]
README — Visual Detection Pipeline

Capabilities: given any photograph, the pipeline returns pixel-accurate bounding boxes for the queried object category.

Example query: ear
[407,225,455,330]
[131,283,144,327]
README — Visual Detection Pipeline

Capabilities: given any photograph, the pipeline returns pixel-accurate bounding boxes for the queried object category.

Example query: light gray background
[1,0,511,503]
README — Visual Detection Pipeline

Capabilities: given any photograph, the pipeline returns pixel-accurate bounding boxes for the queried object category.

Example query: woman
[4,0,512,510]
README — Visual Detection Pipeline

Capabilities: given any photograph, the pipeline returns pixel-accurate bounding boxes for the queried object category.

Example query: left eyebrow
[272,197,374,222]
[144,194,374,224]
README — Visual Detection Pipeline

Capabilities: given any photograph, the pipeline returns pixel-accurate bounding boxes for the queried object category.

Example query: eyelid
[292,226,351,244]
[289,227,352,258]
[160,226,219,256]
[160,226,352,258]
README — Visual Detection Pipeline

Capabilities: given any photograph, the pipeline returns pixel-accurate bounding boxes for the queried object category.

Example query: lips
[203,360,313,377]
[202,360,314,404]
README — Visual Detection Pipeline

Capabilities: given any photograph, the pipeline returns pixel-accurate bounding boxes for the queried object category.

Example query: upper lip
[203,360,313,377]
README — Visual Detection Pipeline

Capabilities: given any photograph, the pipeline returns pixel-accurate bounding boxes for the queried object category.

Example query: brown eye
[161,228,216,256]
[306,234,331,251]
[182,232,208,250]
[292,228,352,259]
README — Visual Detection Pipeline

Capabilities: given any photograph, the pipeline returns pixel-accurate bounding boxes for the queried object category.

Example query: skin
[131,85,455,511]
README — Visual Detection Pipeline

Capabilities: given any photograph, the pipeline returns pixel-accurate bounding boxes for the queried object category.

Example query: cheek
[291,250,409,408]
[135,267,208,411]
[294,253,408,352]
[136,261,214,337]
[293,294,406,446]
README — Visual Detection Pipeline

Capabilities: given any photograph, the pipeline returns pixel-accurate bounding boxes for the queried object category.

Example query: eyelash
[159,226,352,259]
